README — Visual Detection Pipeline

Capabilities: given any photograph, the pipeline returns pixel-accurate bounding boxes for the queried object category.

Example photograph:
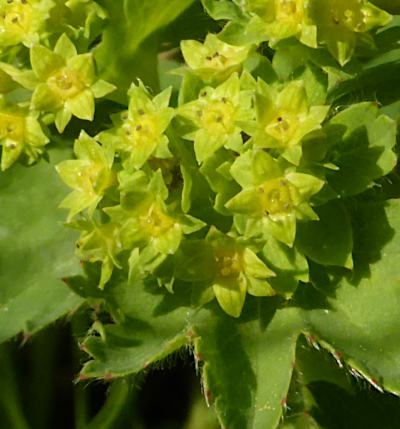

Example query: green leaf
[296,200,353,269]
[81,279,192,377]
[301,200,400,396]
[326,103,397,197]
[94,0,196,103]
[295,338,353,393]
[194,300,304,429]
[0,146,83,342]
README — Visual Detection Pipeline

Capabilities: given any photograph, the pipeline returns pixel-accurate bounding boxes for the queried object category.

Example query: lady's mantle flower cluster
[53,27,336,318]
[0,0,395,318]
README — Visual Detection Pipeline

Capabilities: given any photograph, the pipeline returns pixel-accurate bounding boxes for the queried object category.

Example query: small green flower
[226,150,324,245]
[0,96,48,170]
[56,130,117,221]
[70,217,121,289]
[104,171,205,256]
[50,0,106,39]
[176,227,276,318]
[27,33,115,132]
[246,79,329,165]
[0,0,55,48]
[180,33,251,82]
[178,73,253,162]
[246,0,317,47]
[309,0,391,65]
[99,82,174,170]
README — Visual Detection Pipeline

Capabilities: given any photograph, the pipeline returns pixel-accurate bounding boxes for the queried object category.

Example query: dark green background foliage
[1,0,400,428]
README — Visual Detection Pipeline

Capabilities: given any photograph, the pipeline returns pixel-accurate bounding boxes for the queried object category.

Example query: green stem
[0,344,31,429]
[85,378,138,429]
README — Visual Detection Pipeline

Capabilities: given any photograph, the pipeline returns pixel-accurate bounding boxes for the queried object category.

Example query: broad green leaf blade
[94,0,196,103]
[194,299,304,429]
[296,200,353,268]
[81,279,193,377]
[325,103,396,197]
[295,339,353,393]
[303,200,400,395]
[0,147,83,342]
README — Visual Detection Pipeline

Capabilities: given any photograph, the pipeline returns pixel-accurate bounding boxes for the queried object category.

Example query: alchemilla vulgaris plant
[1,0,400,427]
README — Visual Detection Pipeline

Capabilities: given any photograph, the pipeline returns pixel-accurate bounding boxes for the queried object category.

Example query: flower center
[47,68,84,100]
[0,112,24,142]
[329,0,366,30]
[141,205,174,238]
[204,51,230,70]
[202,98,235,133]
[123,111,158,147]
[259,179,295,216]
[75,160,116,197]
[214,249,242,278]
[265,111,298,144]
[276,0,301,20]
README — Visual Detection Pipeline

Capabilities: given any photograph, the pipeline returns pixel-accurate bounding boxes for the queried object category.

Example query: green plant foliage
[94,0,197,102]
[0,145,82,342]
[1,1,400,428]
[302,200,400,395]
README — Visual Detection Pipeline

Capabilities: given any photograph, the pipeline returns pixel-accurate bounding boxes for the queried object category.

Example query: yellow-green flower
[70,218,121,289]
[246,79,329,165]
[309,0,392,65]
[0,96,48,170]
[25,33,115,132]
[99,82,174,170]
[226,150,324,245]
[104,171,205,256]
[246,0,317,47]
[175,227,276,317]
[0,0,55,48]
[56,130,117,221]
[180,33,251,82]
[178,73,253,162]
